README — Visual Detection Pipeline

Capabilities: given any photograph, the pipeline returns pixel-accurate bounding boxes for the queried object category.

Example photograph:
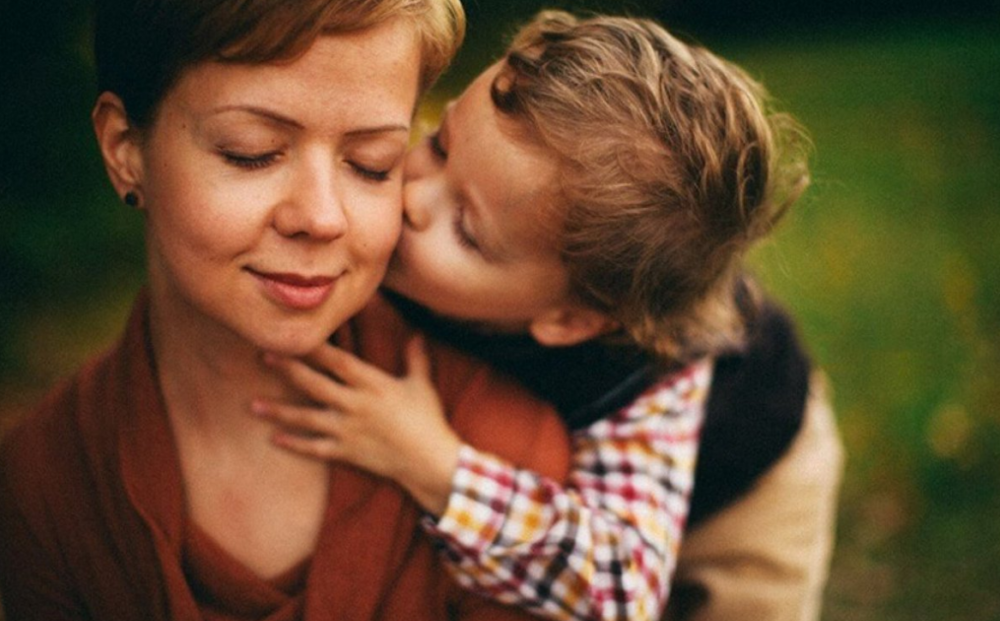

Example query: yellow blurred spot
[820,229,855,291]
[522,512,540,534]
[941,253,977,315]
[927,403,972,460]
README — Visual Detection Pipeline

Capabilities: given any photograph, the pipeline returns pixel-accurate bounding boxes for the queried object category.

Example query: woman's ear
[528,306,620,347]
[92,92,145,206]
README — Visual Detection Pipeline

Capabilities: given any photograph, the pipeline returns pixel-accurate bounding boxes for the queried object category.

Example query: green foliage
[730,22,1000,621]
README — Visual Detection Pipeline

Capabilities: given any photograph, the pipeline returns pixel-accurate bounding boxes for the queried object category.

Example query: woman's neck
[147,291,298,449]
[146,289,332,578]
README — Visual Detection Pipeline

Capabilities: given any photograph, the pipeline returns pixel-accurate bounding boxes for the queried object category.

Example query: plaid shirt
[422,360,710,621]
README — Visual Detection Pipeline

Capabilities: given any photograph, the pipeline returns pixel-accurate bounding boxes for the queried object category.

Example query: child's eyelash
[451,206,479,251]
[429,132,447,159]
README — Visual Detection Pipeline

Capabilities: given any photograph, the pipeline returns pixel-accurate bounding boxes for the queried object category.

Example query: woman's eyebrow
[209,105,304,129]
[344,124,410,138]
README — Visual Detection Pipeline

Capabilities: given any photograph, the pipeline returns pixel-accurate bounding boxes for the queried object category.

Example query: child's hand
[254,335,461,516]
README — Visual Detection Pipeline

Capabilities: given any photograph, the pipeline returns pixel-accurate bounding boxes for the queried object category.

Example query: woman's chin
[250,326,332,358]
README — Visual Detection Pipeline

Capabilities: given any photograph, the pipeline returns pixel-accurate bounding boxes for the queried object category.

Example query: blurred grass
[2,14,999,621]
[728,21,1000,621]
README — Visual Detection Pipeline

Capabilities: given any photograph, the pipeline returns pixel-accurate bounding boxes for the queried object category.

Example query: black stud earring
[124,191,139,207]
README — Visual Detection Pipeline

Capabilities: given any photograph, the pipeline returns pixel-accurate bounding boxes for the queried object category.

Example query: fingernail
[250,399,267,415]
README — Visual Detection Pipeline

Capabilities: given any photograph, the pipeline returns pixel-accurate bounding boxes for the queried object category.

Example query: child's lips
[248,268,339,310]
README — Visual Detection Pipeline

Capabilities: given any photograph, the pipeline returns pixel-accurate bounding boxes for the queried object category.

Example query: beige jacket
[667,373,844,621]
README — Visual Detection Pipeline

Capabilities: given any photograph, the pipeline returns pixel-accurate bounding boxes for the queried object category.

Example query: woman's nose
[274,163,349,240]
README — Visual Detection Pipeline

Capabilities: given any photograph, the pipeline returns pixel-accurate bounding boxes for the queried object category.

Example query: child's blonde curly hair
[492,10,811,362]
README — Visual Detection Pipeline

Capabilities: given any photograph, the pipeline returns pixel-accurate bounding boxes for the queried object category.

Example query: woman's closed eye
[350,162,392,182]
[220,149,281,171]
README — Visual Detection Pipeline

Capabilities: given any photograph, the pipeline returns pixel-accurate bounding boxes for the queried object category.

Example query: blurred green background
[2,1,999,620]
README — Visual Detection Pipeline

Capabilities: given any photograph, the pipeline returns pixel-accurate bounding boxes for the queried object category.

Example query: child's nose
[402,192,430,232]
[402,177,440,232]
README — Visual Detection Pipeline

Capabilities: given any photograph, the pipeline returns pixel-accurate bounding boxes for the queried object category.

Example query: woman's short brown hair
[95,0,465,127]
[492,10,810,363]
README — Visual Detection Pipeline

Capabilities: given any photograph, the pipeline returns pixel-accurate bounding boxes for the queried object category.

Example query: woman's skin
[92,19,422,579]
[254,62,617,516]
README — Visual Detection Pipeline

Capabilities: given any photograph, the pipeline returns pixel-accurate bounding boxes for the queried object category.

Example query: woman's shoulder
[2,297,151,507]
[0,388,86,548]
[1,349,119,500]
[0,347,164,619]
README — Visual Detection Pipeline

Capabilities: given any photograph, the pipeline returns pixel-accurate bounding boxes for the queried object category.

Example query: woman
[0,1,569,619]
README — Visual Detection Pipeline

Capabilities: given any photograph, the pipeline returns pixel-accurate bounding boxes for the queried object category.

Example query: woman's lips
[249,269,338,310]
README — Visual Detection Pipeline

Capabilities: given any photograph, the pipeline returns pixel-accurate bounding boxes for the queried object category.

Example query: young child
[254,10,826,621]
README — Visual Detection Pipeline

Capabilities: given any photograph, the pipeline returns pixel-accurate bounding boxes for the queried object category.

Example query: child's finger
[306,343,385,388]
[252,400,342,437]
[263,354,352,407]
[403,334,431,381]
[271,432,342,462]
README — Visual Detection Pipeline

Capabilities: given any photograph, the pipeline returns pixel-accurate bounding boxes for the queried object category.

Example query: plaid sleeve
[421,360,711,621]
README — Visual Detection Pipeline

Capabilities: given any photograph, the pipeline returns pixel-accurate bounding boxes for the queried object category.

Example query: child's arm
[424,366,708,621]
[256,341,710,621]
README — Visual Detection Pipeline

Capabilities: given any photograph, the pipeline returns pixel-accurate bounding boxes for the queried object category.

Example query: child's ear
[92,92,146,206]
[529,306,620,347]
